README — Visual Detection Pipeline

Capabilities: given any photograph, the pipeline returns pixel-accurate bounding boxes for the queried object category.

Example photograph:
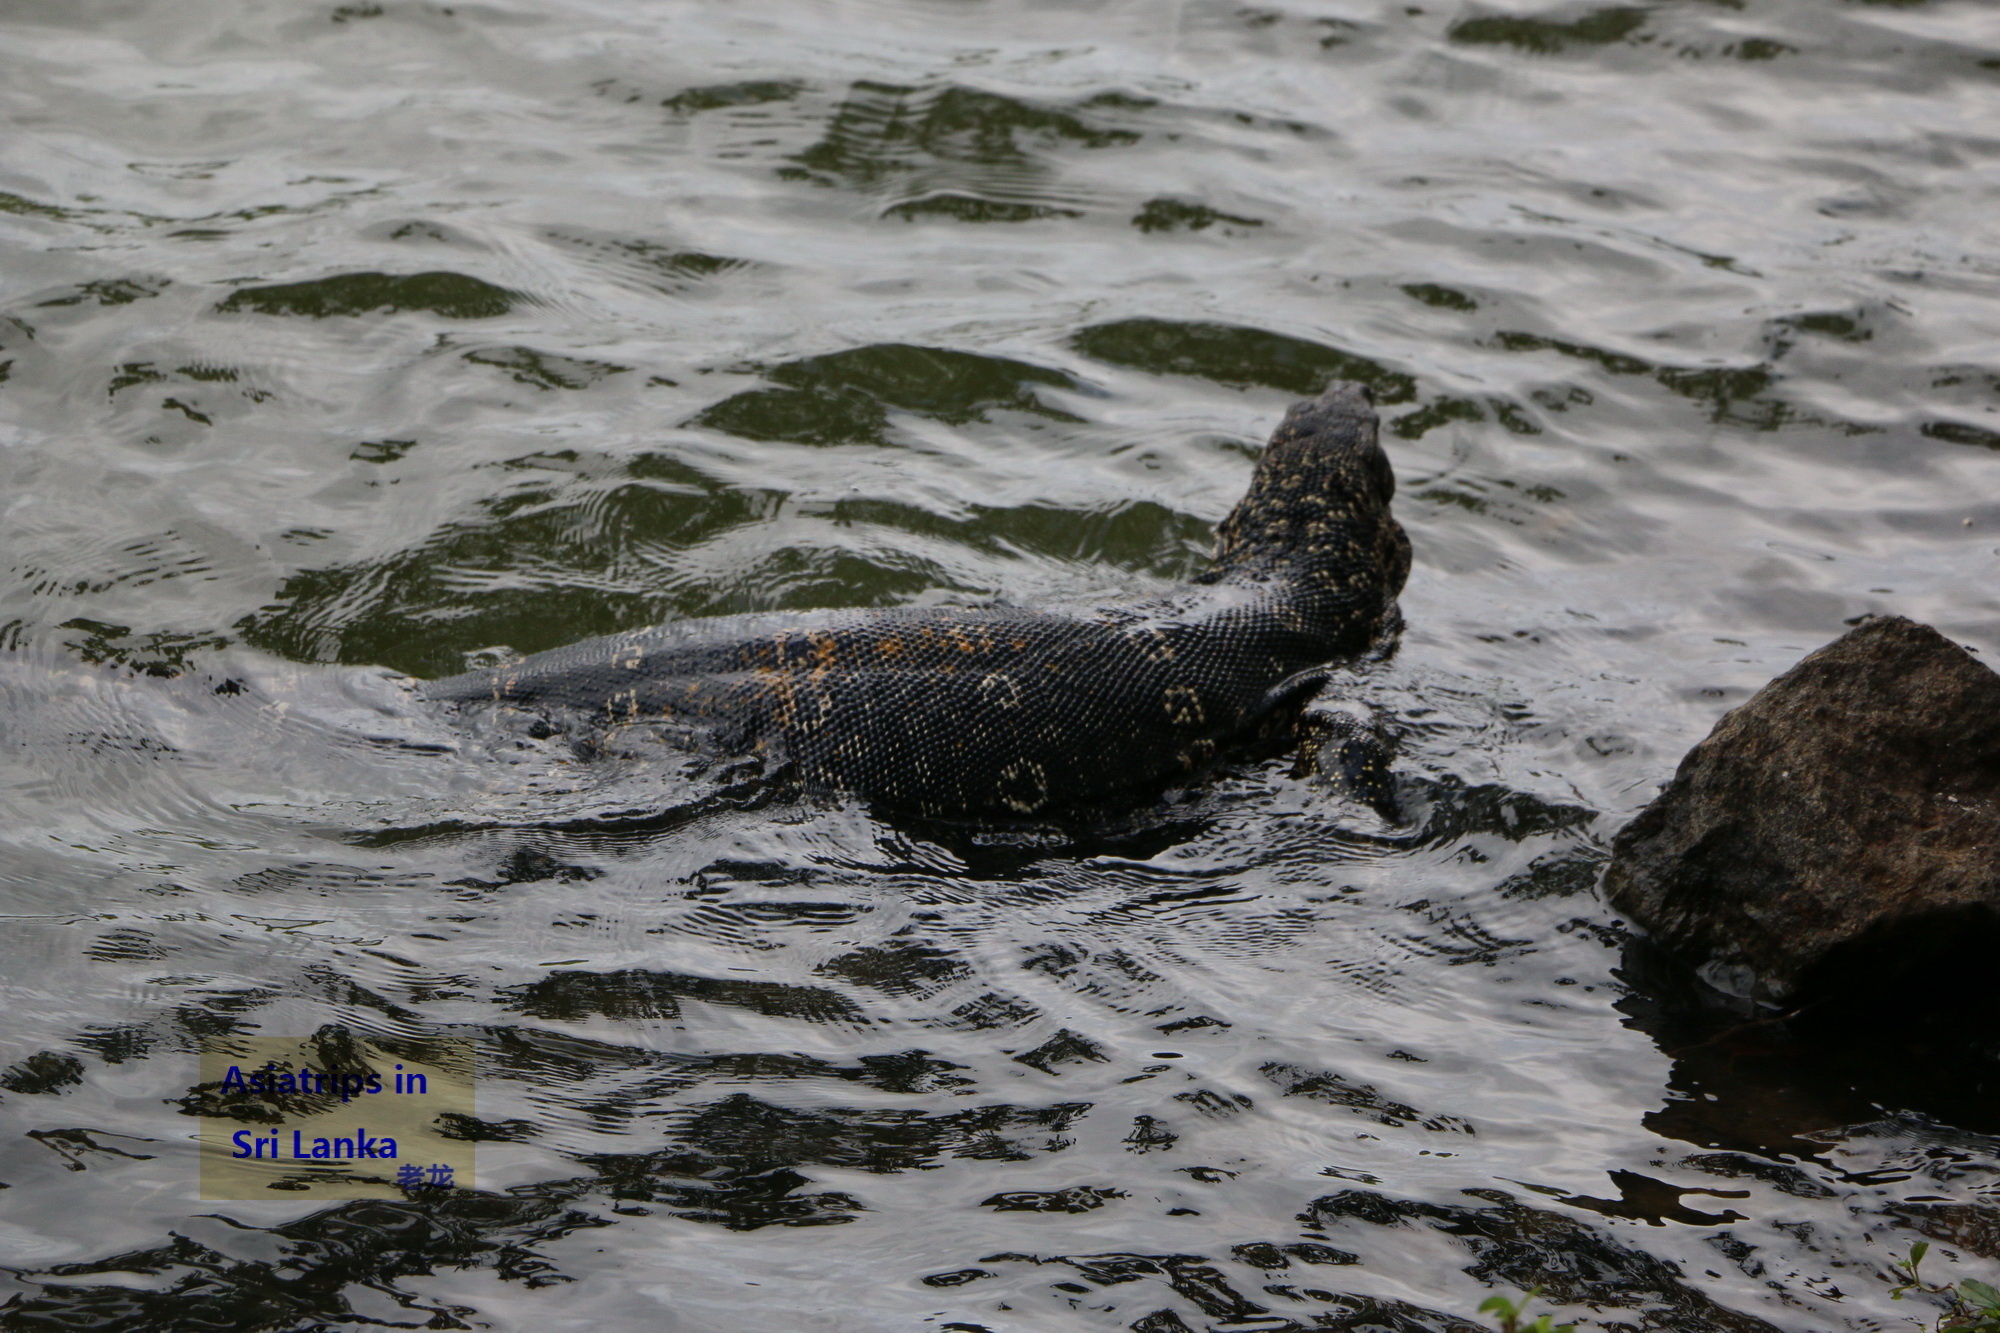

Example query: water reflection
[3,0,2000,1329]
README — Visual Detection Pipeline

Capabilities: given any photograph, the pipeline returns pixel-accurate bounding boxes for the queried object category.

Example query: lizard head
[1203,381,1411,649]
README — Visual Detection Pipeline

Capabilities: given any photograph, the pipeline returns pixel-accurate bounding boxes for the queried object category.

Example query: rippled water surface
[4,1,2000,1329]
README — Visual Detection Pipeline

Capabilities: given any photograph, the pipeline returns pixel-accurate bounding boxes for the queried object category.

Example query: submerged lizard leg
[1290,689,1399,820]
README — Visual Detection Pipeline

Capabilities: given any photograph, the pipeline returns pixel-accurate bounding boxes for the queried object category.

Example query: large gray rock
[1604,616,2000,1009]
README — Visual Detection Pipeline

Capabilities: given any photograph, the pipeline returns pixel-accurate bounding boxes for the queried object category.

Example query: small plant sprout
[1479,1287,1577,1333]
[1888,1241,2000,1332]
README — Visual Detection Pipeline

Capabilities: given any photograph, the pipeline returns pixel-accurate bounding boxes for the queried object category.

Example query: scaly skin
[423,382,1410,816]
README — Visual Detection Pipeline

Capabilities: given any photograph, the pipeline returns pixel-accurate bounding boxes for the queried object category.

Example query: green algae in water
[1493,330,1783,426]
[1391,396,1487,440]
[780,81,1139,190]
[463,346,630,391]
[214,270,519,319]
[1924,421,2000,451]
[1130,198,1265,234]
[1401,283,1478,312]
[692,343,1083,446]
[1448,7,1650,53]
[35,277,164,307]
[662,79,807,115]
[1072,319,1418,404]
[884,194,1083,222]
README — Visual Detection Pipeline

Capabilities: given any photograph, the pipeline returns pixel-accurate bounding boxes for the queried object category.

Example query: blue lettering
[232,1129,254,1158]
[222,1066,247,1092]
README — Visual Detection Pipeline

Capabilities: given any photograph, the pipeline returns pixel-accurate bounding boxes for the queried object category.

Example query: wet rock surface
[1604,616,2000,1009]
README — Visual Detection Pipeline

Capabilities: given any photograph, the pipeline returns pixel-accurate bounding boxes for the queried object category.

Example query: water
[2,1,1999,1329]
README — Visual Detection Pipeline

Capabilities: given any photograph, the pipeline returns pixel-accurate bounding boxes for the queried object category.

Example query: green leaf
[1961,1277,2000,1309]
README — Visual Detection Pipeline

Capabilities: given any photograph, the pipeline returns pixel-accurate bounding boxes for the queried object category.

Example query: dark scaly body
[422,382,1410,816]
